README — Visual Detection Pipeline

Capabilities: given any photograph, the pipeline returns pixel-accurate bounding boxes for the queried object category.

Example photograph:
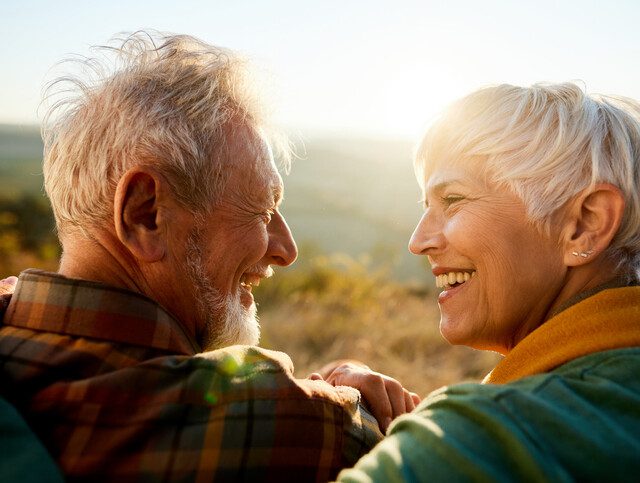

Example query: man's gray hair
[43,31,286,238]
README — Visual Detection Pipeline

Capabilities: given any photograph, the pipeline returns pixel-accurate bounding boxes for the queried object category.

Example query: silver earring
[573,249,594,258]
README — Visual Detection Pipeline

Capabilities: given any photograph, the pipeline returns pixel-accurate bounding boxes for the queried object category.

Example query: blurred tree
[0,195,59,275]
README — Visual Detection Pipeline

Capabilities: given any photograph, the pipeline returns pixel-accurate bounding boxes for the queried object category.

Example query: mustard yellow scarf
[484,286,640,384]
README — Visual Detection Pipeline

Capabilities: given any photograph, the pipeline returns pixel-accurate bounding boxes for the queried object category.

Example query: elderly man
[0,33,416,481]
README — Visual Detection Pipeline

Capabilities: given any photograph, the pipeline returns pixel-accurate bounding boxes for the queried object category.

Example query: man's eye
[263,210,274,223]
[442,195,465,206]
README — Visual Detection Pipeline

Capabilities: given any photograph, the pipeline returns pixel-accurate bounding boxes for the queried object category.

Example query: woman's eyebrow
[426,180,457,194]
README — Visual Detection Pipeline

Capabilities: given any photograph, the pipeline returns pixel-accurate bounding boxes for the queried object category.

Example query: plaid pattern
[0,270,382,482]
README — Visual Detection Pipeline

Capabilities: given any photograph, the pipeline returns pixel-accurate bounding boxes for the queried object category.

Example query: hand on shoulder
[0,276,17,315]
[309,360,421,433]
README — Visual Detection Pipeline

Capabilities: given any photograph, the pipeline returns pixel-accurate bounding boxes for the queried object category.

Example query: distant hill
[285,136,424,280]
[0,124,45,196]
[0,126,427,281]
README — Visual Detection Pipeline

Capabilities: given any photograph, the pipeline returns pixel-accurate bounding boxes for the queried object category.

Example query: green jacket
[338,348,640,482]
[339,286,640,482]
[0,396,64,482]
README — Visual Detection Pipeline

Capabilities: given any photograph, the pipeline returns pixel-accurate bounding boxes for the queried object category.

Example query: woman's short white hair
[43,31,287,238]
[415,82,640,280]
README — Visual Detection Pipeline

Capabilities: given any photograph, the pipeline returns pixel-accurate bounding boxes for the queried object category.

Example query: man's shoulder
[2,324,383,480]
[187,344,364,408]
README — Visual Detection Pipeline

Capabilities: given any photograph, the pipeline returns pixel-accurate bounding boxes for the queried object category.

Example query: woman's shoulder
[414,350,640,468]
[423,347,640,412]
[338,350,640,482]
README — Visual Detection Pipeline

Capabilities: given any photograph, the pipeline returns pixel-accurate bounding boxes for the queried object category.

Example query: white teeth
[240,274,262,288]
[435,271,476,288]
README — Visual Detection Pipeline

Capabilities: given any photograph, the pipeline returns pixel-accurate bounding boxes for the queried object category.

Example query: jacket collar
[484,286,640,384]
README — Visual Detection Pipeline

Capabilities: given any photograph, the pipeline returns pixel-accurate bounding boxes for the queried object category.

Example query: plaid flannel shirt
[0,269,382,482]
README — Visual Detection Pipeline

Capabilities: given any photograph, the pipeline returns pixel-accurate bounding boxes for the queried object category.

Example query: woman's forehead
[421,159,490,192]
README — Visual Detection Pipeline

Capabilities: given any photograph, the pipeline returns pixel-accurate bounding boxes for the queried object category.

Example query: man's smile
[240,267,273,292]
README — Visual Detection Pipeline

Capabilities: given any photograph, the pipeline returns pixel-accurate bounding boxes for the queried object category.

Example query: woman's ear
[562,183,625,266]
[113,168,168,262]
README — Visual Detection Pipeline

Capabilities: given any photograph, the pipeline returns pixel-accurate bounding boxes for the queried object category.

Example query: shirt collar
[484,285,640,384]
[4,269,200,355]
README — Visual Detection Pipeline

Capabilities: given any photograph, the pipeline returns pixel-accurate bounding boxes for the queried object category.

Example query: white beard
[185,228,260,351]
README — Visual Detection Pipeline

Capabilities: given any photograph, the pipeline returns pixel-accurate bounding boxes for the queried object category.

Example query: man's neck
[57,230,199,342]
[59,230,150,295]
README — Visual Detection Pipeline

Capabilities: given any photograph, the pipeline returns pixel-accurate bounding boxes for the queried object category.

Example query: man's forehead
[265,166,284,206]
[240,125,276,169]
[227,126,284,201]
[251,134,283,195]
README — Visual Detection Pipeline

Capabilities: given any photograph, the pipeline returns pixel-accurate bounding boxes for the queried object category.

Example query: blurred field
[256,252,500,396]
[0,124,500,396]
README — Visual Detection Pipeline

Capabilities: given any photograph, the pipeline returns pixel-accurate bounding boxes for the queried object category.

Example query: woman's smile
[436,271,476,304]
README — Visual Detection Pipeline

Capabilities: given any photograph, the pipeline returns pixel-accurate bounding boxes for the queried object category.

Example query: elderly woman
[338,83,640,481]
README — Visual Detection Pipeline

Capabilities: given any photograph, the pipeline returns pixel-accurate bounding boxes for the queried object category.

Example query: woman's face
[409,163,567,354]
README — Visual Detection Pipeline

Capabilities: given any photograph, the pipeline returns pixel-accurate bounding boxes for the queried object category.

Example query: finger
[357,374,393,432]
[307,372,324,381]
[404,390,416,412]
[411,392,422,406]
[384,379,407,419]
[317,360,368,380]
[0,277,17,297]
[323,366,346,384]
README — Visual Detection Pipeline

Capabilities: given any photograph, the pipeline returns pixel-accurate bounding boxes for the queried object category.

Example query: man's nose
[267,211,298,266]
[408,210,444,255]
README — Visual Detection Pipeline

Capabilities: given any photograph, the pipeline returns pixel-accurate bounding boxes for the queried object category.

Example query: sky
[2,0,639,140]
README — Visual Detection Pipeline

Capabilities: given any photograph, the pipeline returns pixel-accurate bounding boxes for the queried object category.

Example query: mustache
[243,265,274,279]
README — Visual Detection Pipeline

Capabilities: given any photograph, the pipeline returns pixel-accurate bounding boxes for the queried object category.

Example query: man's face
[177,128,298,350]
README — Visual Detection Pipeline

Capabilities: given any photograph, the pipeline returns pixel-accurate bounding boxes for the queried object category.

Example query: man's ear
[113,168,168,262]
[562,183,625,266]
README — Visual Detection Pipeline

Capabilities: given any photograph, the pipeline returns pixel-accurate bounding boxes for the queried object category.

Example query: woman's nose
[408,210,445,255]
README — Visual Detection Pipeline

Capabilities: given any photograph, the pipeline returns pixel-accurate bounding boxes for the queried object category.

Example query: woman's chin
[439,315,491,350]
[439,316,468,346]
[440,319,507,353]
